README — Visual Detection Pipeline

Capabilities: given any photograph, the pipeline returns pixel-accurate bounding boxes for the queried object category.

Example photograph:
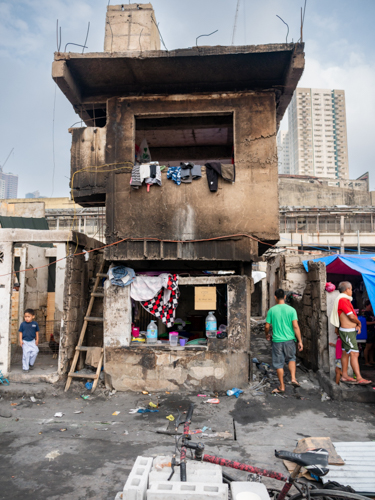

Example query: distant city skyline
[278,87,349,180]
[0,166,18,199]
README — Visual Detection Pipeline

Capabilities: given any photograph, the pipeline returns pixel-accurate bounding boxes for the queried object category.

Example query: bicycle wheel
[289,489,369,500]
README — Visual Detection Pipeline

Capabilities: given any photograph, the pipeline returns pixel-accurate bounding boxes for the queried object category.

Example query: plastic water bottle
[205,311,217,338]
[226,388,244,398]
[147,320,158,344]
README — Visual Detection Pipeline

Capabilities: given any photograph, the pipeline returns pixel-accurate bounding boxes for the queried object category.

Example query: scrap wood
[283,437,345,480]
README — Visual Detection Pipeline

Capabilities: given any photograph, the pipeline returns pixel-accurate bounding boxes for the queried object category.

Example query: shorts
[272,340,296,369]
[335,359,342,369]
[339,329,358,353]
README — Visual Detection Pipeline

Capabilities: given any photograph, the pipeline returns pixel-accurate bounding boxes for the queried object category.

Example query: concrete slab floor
[9,353,59,384]
[0,379,375,500]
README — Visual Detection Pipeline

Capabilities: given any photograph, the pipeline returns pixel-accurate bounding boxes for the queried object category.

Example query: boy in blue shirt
[19,309,39,372]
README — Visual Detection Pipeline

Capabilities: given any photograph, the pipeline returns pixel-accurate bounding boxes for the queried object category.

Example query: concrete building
[0,167,18,199]
[288,88,349,179]
[52,3,304,391]
[0,196,104,381]
[276,130,291,174]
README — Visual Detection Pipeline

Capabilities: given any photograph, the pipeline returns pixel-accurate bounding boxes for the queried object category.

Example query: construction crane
[0,148,14,172]
[231,0,241,45]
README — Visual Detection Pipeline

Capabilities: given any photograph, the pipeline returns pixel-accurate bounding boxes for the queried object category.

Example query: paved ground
[1,328,374,499]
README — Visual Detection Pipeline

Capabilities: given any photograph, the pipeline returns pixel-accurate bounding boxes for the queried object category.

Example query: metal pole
[357,230,361,254]
[301,234,303,251]
[340,215,345,254]
[327,240,330,253]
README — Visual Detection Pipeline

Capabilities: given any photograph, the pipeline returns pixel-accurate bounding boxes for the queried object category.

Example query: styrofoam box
[123,456,153,500]
[230,482,271,500]
[147,481,228,500]
[150,456,222,484]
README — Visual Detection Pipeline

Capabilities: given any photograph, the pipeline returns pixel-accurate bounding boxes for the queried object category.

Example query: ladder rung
[68,373,98,379]
[91,292,104,298]
[84,316,104,322]
[97,273,108,278]
[76,346,104,352]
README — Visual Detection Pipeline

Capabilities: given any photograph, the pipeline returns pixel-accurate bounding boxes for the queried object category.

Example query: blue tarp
[303,254,375,311]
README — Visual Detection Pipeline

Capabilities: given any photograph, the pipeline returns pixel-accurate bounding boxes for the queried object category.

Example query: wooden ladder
[65,261,107,393]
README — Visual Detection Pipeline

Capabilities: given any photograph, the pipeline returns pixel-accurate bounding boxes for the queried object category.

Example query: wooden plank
[91,353,104,392]
[91,292,104,297]
[68,373,98,379]
[76,346,104,352]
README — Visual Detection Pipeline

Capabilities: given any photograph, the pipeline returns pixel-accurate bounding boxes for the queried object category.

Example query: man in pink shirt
[337,281,371,385]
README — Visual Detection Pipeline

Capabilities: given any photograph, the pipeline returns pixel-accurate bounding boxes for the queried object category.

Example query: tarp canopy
[304,254,375,311]
[0,216,49,230]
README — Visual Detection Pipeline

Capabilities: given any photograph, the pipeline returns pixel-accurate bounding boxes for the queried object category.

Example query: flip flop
[272,388,285,394]
[291,381,301,388]
[340,377,357,384]
[356,379,372,385]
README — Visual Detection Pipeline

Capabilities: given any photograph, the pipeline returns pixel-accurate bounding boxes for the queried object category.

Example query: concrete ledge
[317,370,375,404]
[7,371,60,385]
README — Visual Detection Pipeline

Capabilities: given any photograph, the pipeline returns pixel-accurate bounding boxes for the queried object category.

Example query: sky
[0,0,374,197]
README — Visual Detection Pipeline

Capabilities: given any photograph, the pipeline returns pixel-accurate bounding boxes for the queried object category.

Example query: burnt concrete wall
[290,261,329,372]
[279,178,373,207]
[103,275,251,391]
[59,245,103,374]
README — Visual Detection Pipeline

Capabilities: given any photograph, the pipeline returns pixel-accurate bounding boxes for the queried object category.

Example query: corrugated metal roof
[322,441,375,494]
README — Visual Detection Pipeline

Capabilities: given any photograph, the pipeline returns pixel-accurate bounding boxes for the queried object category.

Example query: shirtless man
[337,281,371,385]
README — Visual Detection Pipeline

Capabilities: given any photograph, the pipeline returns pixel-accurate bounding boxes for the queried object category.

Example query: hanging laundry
[205,162,235,192]
[130,273,170,302]
[109,266,136,287]
[141,274,180,328]
[130,165,142,188]
[137,138,151,163]
[191,165,202,180]
[139,163,151,183]
[167,167,181,186]
[145,165,162,187]
[180,162,194,184]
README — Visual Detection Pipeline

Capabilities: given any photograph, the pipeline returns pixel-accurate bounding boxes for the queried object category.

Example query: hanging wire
[56,20,62,52]
[151,15,168,51]
[276,15,289,43]
[82,22,90,54]
[298,0,307,43]
[196,30,218,47]
[51,85,57,198]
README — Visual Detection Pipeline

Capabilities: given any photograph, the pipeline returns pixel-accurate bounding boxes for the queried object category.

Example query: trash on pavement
[81,395,90,400]
[138,408,158,414]
[30,396,36,403]
[166,414,175,421]
[11,403,17,406]
[197,394,208,397]
[112,411,120,416]
[142,391,149,395]
[60,428,67,432]
[201,426,211,432]
[203,398,220,404]
[148,402,158,408]
[45,450,61,461]
[85,381,93,390]
[226,388,244,398]
[321,392,330,402]
[54,412,64,418]
[74,411,83,414]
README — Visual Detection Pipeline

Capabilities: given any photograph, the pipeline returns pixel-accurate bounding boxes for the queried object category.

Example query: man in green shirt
[265,288,303,393]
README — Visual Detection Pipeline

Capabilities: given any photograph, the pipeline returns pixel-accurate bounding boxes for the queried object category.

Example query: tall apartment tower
[0,168,18,199]
[288,88,349,179]
[277,130,291,174]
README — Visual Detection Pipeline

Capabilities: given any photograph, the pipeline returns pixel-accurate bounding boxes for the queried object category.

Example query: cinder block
[151,456,222,483]
[147,481,228,500]
[123,456,153,500]
[231,482,270,500]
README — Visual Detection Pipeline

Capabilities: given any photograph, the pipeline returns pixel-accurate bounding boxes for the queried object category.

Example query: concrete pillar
[103,279,132,349]
[0,242,14,374]
[104,4,161,53]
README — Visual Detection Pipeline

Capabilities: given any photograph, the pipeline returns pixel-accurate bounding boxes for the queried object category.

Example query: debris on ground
[45,450,60,461]
[226,388,243,398]
[112,411,120,416]
[81,395,90,400]
[54,412,63,418]
[166,414,175,421]
[203,398,220,404]
[321,392,331,402]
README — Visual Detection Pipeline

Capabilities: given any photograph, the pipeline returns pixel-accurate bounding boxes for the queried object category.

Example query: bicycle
[167,402,368,500]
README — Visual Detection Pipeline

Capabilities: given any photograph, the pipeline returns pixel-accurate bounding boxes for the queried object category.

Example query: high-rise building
[0,179,5,199]
[277,130,291,174]
[288,88,349,179]
[0,168,18,199]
